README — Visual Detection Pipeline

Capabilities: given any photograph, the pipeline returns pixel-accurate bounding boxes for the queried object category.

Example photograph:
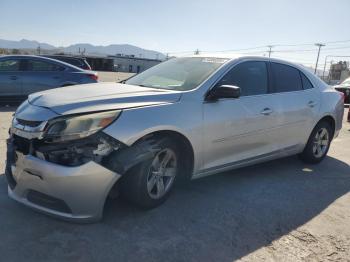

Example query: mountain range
[0,39,165,60]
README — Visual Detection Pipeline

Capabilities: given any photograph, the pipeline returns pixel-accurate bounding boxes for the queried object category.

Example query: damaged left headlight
[44,110,121,142]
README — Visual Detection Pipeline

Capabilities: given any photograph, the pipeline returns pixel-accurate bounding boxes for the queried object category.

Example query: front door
[201,60,279,172]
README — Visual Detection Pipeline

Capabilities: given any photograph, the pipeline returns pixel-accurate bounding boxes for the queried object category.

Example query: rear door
[202,60,280,171]
[267,62,320,151]
[21,58,65,95]
[0,58,23,97]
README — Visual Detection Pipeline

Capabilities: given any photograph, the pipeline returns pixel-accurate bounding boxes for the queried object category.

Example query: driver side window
[218,61,268,96]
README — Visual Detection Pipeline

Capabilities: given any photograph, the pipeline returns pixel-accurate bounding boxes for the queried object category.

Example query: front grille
[27,190,72,214]
[16,118,43,127]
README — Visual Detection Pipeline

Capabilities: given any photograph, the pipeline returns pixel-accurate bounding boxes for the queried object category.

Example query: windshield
[125,57,228,91]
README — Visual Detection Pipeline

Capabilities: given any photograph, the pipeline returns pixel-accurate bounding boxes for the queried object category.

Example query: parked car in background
[42,55,92,70]
[0,55,98,102]
[5,55,344,222]
[333,77,350,104]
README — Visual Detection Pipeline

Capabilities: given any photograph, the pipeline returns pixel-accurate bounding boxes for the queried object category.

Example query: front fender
[102,102,203,172]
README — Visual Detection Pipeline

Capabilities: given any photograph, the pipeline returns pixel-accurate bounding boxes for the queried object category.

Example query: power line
[166,39,350,55]
[266,45,350,53]
[323,39,350,44]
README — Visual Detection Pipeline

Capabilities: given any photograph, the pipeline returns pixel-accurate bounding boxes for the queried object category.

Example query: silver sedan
[5,55,344,222]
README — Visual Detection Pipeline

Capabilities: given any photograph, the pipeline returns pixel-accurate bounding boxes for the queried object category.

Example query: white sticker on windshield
[201,58,228,64]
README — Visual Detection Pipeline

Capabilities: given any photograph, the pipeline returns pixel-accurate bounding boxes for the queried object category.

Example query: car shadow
[102,155,350,261]
[0,155,349,262]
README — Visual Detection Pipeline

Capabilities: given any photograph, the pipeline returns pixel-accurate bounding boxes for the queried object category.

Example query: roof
[186,53,312,71]
[181,53,327,88]
[0,54,85,71]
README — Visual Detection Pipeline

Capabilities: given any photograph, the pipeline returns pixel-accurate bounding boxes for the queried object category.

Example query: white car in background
[334,77,350,104]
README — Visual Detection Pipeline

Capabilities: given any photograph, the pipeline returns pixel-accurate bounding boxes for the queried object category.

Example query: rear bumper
[333,98,345,139]
[6,140,120,223]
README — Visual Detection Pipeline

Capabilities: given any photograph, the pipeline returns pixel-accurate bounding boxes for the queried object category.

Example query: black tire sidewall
[300,121,332,164]
[121,138,181,209]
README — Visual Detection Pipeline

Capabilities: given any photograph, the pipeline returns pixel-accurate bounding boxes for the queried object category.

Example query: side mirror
[207,85,241,101]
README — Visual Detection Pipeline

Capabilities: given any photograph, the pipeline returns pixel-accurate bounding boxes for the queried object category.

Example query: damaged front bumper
[5,134,121,222]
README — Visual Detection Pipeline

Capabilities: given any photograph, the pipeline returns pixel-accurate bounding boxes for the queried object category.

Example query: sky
[1,0,350,69]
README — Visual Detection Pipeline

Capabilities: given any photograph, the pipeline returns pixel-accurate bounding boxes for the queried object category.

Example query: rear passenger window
[218,61,268,96]
[271,63,302,93]
[0,59,20,71]
[26,60,64,72]
[300,73,314,89]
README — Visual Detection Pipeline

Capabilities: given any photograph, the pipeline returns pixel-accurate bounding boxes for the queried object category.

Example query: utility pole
[267,45,273,58]
[322,55,330,80]
[314,43,325,74]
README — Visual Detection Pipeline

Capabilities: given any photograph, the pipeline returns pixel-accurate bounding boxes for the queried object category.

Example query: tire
[120,138,181,209]
[299,121,333,164]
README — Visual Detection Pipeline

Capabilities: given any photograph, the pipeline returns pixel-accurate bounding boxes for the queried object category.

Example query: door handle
[52,76,60,79]
[260,108,273,115]
[10,75,18,80]
[308,101,317,108]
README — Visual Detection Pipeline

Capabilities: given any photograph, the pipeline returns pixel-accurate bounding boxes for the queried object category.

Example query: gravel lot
[97,71,134,82]
[0,106,349,262]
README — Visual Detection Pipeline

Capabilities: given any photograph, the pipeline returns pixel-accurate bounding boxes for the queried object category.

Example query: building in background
[108,54,162,73]
[0,48,163,73]
[70,54,163,73]
[328,61,350,83]
[84,56,115,71]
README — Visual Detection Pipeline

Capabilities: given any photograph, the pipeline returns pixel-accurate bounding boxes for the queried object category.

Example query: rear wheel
[299,121,332,164]
[120,138,180,209]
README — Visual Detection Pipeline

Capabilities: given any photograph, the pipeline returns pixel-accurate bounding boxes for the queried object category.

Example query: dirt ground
[97,71,134,82]
[0,107,349,262]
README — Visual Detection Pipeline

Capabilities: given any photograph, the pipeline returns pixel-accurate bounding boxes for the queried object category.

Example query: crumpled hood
[28,82,182,115]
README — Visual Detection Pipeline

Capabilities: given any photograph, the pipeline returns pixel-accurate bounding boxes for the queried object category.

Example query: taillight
[88,74,98,81]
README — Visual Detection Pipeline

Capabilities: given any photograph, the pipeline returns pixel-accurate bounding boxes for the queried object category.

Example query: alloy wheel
[312,127,329,158]
[147,148,177,199]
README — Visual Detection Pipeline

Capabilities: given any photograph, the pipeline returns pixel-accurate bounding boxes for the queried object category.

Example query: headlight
[45,110,121,142]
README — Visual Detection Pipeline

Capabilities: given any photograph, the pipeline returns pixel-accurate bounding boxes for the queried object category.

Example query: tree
[11,49,20,54]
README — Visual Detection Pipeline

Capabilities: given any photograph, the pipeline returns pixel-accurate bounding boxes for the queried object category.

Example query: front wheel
[299,121,332,164]
[120,138,180,209]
